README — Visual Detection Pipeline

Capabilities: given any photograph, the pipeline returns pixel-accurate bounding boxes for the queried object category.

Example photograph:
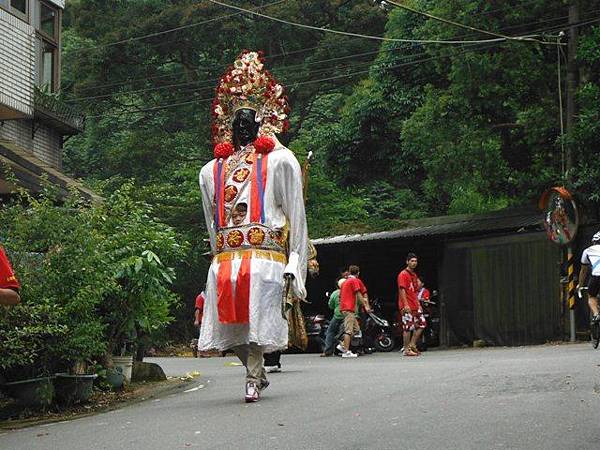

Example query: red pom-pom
[253,136,275,154]
[214,142,234,159]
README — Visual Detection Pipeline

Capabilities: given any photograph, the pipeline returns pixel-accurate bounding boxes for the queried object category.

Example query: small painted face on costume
[231,203,248,226]
[407,257,418,270]
[232,108,260,147]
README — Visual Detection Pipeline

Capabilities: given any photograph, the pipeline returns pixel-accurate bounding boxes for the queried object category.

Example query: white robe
[197,140,308,352]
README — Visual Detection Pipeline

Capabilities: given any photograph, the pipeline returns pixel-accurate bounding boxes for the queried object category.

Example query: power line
[207,0,517,45]
[72,0,286,53]
[70,7,581,95]
[85,40,504,119]
[383,0,552,45]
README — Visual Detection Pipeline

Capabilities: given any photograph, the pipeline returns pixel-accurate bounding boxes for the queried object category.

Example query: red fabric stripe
[250,153,261,223]
[260,154,268,221]
[250,154,269,223]
[234,255,251,323]
[217,259,234,323]
[216,257,251,324]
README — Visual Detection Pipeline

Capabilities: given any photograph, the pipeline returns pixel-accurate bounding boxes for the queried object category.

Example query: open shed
[308,207,571,347]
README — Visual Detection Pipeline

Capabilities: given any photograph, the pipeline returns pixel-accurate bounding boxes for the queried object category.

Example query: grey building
[0,0,97,200]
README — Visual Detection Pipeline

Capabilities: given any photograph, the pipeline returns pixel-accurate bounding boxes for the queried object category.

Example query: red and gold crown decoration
[211,50,290,158]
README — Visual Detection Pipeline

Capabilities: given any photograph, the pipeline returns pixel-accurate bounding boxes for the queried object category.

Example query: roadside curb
[0,377,198,431]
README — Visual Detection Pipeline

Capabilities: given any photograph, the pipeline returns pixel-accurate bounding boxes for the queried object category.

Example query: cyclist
[577,231,600,325]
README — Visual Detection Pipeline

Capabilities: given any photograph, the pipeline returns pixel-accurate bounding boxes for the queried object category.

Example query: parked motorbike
[335,298,395,354]
[418,290,440,351]
[304,313,329,352]
[365,298,396,352]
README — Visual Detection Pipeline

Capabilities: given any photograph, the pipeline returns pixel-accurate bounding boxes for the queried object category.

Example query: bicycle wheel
[591,321,600,349]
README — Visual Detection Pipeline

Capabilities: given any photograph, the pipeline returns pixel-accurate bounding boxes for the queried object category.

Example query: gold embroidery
[214,249,287,264]
[247,227,266,246]
[226,230,244,248]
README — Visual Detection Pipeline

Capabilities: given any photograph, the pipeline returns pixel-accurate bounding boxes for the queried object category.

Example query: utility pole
[566,1,579,343]
[565,0,579,180]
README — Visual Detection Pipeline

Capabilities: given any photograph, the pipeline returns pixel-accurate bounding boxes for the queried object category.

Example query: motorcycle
[304,313,329,352]
[335,298,395,354]
[364,298,396,352]
[418,290,440,351]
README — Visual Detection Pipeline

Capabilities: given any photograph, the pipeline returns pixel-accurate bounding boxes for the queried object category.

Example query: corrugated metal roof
[311,208,542,246]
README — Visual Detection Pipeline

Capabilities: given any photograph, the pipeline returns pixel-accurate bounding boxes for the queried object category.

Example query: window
[41,40,55,89]
[35,1,60,92]
[11,0,26,14]
[0,0,28,21]
[39,2,57,39]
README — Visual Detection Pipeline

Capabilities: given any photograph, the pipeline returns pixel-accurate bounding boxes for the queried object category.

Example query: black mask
[232,108,260,148]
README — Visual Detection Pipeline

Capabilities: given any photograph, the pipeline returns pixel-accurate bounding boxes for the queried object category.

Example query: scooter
[335,299,395,354]
[418,290,440,351]
[363,298,395,352]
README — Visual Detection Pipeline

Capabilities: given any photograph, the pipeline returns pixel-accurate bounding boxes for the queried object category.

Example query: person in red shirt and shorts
[0,245,20,306]
[338,265,371,358]
[397,253,426,356]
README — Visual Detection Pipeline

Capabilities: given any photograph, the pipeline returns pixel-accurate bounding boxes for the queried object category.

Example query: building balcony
[34,88,84,135]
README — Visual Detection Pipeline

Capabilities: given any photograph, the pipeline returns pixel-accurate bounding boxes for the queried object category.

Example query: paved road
[1,344,600,450]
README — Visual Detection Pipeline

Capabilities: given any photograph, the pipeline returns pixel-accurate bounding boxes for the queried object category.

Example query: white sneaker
[266,365,281,373]
[245,382,260,403]
[341,350,358,358]
[336,344,346,353]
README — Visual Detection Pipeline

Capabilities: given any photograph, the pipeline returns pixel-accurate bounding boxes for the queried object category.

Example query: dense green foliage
[42,0,600,341]
[0,186,183,379]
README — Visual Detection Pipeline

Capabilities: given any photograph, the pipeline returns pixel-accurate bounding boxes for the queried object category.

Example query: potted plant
[0,193,112,407]
[0,303,65,407]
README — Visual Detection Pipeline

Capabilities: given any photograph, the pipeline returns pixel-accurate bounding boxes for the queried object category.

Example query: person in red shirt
[338,265,371,358]
[0,246,20,306]
[397,253,426,356]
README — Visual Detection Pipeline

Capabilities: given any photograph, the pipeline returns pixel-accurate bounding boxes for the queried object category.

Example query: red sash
[216,255,251,324]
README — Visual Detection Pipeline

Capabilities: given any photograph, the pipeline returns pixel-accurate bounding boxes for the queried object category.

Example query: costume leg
[232,344,250,377]
[247,343,267,385]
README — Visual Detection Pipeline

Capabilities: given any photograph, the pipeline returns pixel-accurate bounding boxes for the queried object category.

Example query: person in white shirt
[577,231,600,324]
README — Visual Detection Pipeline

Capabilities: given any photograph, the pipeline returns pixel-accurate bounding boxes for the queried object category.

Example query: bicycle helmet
[592,231,600,244]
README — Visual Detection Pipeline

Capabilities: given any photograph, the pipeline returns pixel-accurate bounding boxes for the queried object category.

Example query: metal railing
[34,88,84,133]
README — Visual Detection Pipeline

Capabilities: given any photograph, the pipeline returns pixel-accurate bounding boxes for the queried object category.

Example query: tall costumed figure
[198,51,308,403]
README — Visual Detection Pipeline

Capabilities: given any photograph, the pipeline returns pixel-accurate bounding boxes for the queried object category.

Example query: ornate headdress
[211,50,290,158]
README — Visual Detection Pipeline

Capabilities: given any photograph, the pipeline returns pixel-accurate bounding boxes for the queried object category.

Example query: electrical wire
[85,40,503,119]
[206,0,518,45]
[72,0,287,53]
[383,0,551,45]
[70,8,588,95]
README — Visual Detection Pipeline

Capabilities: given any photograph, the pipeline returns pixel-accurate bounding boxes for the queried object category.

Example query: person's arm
[578,265,589,289]
[199,161,217,254]
[328,291,338,310]
[578,250,590,288]
[0,288,20,306]
[275,148,309,299]
[355,291,371,313]
[194,309,202,327]
[398,288,410,313]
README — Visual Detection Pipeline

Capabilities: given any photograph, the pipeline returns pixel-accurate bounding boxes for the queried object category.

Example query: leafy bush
[0,183,185,379]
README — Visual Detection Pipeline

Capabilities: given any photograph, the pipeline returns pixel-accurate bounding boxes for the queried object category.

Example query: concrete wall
[0,8,35,117]
[0,119,62,169]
